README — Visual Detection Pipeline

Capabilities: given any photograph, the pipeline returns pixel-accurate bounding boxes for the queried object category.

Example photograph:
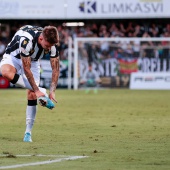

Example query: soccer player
[80,63,101,93]
[0,25,60,142]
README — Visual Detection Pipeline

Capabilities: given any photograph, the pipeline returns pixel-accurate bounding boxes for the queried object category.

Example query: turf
[0,89,170,170]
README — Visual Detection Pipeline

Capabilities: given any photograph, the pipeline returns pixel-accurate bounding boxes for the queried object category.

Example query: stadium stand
[0,19,170,61]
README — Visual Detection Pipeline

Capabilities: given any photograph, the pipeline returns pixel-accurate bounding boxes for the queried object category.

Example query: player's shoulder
[20,25,43,31]
[49,44,59,58]
[18,25,42,42]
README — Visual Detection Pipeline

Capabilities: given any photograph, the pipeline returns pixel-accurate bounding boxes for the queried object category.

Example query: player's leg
[0,54,18,82]
[0,54,47,95]
[23,62,41,142]
[93,86,98,94]
[93,82,98,94]
[1,55,55,109]
[23,90,37,142]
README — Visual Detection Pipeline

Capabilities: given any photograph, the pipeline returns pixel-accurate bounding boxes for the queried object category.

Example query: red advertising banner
[0,76,10,88]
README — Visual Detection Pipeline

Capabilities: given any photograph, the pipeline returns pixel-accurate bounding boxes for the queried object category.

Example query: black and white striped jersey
[5,25,59,61]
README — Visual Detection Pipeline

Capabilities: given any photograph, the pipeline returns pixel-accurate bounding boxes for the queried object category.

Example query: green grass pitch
[0,89,170,170]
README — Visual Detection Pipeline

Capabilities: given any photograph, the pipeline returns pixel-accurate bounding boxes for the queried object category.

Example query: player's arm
[20,38,44,97]
[49,56,60,103]
[21,56,45,98]
[93,70,101,83]
[21,56,39,91]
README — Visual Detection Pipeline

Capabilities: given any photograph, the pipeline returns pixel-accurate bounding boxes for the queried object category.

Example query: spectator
[133,24,143,37]
[148,23,159,37]
[125,22,135,36]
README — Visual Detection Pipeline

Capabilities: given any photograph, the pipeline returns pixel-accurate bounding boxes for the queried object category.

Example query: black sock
[28,100,37,106]
[10,74,19,84]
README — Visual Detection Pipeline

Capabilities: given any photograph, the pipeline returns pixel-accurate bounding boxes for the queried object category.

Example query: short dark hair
[42,26,59,44]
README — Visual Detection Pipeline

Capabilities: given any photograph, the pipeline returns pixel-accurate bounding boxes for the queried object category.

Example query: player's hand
[35,90,45,98]
[49,92,57,103]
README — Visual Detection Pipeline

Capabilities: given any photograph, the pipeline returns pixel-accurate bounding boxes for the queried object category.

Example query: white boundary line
[0,155,88,169]
[0,154,68,157]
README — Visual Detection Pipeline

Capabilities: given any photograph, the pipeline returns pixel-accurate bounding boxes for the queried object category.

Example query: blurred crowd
[1,19,170,60]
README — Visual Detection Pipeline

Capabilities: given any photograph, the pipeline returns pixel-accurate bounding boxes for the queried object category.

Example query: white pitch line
[0,156,88,169]
[0,154,68,157]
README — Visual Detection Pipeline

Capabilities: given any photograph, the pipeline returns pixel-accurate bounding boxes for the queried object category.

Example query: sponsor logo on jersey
[23,40,28,45]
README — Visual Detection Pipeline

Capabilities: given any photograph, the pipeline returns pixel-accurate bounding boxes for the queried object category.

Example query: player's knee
[27,90,37,100]
[0,65,15,80]
[1,67,11,79]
